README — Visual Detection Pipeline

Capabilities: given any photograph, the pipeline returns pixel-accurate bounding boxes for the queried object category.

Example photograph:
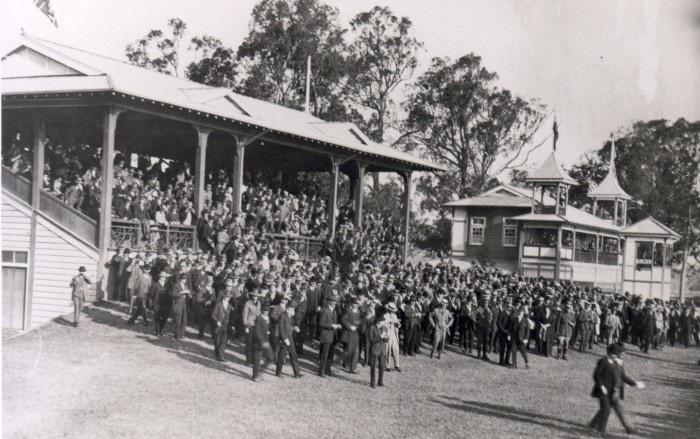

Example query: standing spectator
[70,266,91,328]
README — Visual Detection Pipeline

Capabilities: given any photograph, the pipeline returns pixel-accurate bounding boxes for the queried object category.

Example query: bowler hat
[78,266,86,272]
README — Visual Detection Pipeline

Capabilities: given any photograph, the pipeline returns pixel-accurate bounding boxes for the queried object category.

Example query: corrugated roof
[622,217,681,238]
[526,152,578,185]
[2,35,444,172]
[511,213,565,223]
[443,196,534,207]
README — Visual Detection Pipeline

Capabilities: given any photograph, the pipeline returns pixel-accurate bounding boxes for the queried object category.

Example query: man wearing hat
[106,245,126,301]
[475,292,493,361]
[340,299,363,374]
[170,273,192,340]
[383,302,402,372]
[318,292,342,377]
[589,343,645,435]
[70,266,92,327]
[194,274,217,339]
[243,288,262,364]
[151,270,170,336]
[578,302,592,353]
[275,305,303,378]
[127,264,152,326]
[211,285,234,362]
[428,298,454,359]
[555,303,576,360]
[252,302,276,381]
[510,305,530,369]
[368,311,388,388]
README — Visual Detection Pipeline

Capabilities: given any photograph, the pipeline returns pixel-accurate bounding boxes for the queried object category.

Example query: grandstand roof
[621,217,681,239]
[1,35,444,172]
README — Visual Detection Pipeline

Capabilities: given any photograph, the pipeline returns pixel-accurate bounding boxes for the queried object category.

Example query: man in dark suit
[151,271,170,336]
[275,305,303,378]
[510,305,530,369]
[368,312,388,388]
[170,273,191,340]
[211,288,233,362]
[318,293,341,377]
[497,300,513,366]
[589,343,645,435]
[340,299,362,374]
[252,302,276,382]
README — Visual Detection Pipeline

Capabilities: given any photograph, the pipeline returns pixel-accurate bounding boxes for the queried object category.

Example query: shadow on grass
[624,350,695,367]
[85,301,368,384]
[431,396,591,437]
[632,373,700,438]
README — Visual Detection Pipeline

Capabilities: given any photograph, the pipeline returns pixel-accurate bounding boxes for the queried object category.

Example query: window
[635,241,653,270]
[470,217,485,245]
[2,251,28,265]
[502,219,517,247]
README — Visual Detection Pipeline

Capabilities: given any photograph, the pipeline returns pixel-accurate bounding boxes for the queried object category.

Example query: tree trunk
[679,246,689,304]
[372,106,386,191]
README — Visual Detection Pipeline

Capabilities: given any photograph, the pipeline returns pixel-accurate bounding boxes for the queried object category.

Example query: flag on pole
[552,118,559,151]
[33,0,58,27]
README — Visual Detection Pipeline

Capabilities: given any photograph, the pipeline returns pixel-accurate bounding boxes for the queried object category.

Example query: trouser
[196,306,211,338]
[570,325,580,349]
[431,329,447,357]
[72,295,83,324]
[386,336,400,369]
[448,316,459,344]
[511,340,528,367]
[155,303,169,335]
[589,393,633,434]
[499,334,512,365]
[319,342,335,376]
[489,326,498,353]
[252,345,275,379]
[404,324,419,355]
[653,329,663,350]
[172,304,187,339]
[641,331,653,353]
[245,327,254,363]
[370,354,385,387]
[296,318,307,354]
[344,338,359,372]
[557,336,569,359]
[213,327,228,359]
[459,320,473,352]
[128,297,149,324]
[476,327,489,358]
[276,341,300,376]
[579,328,590,352]
[308,312,319,340]
[669,328,677,346]
[128,290,136,316]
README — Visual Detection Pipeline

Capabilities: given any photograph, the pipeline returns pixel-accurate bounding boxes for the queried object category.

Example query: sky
[2,0,699,171]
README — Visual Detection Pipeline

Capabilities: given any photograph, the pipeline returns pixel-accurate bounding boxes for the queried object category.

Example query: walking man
[589,343,645,436]
[211,288,233,362]
[70,266,92,327]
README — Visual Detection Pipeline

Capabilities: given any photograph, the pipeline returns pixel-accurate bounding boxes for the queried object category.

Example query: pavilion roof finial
[552,116,558,152]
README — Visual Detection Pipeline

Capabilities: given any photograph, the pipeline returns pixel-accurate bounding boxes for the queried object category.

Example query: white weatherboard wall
[2,191,98,329]
[31,215,98,327]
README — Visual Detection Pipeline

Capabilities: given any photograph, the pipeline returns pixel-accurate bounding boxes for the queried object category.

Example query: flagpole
[304,56,311,114]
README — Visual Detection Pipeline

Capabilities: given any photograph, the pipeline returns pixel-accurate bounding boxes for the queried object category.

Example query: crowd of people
[103,222,700,387]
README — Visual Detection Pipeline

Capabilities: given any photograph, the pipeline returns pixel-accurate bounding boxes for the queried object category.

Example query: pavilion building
[446,143,679,299]
[1,35,443,331]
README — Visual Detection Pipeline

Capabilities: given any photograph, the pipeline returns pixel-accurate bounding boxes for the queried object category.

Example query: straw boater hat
[386,302,397,313]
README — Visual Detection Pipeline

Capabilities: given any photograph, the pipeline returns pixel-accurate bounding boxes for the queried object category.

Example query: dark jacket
[278,312,295,343]
[211,299,233,333]
[511,315,529,343]
[340,310,361,343]
[368,323,386,357]
[318,306,337,344]
[591,356,637,400]
[253,315,271,350]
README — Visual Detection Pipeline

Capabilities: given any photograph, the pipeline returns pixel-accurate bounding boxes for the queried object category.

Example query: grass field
[3,301,700,438]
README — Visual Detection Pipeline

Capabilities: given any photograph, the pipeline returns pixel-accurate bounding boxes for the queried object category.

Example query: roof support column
[555,226,562,281]
[328,158,340,238]
[531,185,536,214]
[613,197,619,226]
[193,126,211,216]
[555,184,561,215]
[401,171,413,263]
[97,107,123,301]
[31,113,46,209]
[231,135,245,213]
[353,162,367,228]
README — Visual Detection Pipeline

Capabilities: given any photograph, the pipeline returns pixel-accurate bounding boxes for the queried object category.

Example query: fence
[264,233,325,261]
[110,220,196,252]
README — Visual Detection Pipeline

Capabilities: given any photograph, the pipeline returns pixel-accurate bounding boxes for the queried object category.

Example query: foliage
[411,216,451,254]
[125,18,238,88]
[125,18,187,76]
[508,169,530,188]
[404,54,548,212]
[236,0,349,120]
[345,6,423,143]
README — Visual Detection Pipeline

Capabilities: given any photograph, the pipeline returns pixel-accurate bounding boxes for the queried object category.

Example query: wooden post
[231,135,245,213]
[555,226,562,281]
[328,158,339,237]
[613,198,618,226]
[31,113,46,209]
[97,107,121,301]
[592,200,598,217]
[353,162,366,228]
[193,126,211,215]
[531,184,536,213]
[402,171,413,263]
[555,184,560,215]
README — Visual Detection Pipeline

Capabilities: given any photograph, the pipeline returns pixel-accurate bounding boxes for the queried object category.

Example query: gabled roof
[588,141,632,200]
[1,35,444,172]
[526,152,578,185]
[622,217,681,239]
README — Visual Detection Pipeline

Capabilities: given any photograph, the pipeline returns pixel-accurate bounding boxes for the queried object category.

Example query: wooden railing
[264,233,325,261]
[110,219,196,252]
[575,248,597,264]
[598,252,619,266]
[534,205,556,215]
[1,166,31,204]
[39,191,98,246]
